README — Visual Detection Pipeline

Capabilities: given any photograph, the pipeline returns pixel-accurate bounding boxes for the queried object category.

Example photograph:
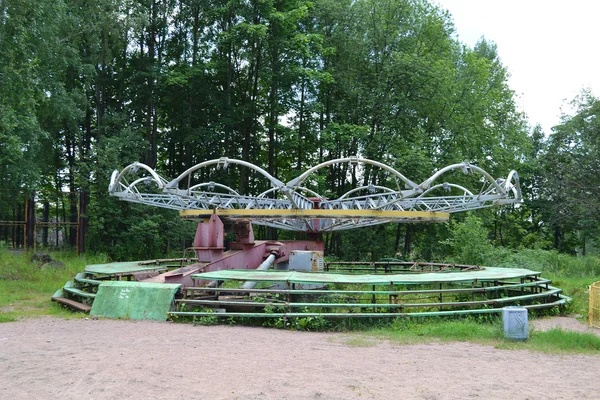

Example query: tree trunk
[404,225,412,258]
[394,224,402,255]
[78,192,88,254]
[145,0,158,169]
[42,201,49,247]
[65,131,78,247]
[15,205,21,248]
[26,192,35,250]
[69,193,78,248]
[553,225,561,249]
[297,75,306,171]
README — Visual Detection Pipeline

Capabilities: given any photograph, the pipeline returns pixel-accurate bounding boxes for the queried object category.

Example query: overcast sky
[435,0,600,134]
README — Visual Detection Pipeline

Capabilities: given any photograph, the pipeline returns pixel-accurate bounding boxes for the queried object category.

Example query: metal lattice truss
[109,157,522,232]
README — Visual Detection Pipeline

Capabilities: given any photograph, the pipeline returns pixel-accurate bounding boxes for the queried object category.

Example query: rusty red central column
[193,214,225,262]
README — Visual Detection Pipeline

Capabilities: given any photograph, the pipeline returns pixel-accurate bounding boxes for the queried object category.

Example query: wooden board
[52,297,92,313]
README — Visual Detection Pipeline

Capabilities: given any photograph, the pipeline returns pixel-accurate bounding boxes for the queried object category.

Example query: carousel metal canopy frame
[108,156,523,232]
[53,157,571,320]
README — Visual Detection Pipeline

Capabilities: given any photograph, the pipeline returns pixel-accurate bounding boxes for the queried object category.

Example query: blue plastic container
[502,306,528,341]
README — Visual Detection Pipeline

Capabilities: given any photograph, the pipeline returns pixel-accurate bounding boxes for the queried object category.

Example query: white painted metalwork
[109,157,522,232]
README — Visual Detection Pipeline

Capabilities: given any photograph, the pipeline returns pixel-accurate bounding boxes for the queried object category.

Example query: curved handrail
[503,170,522,200]
[109,162,167,193]
[338,185,398,200]
[257,186,324,200]
[416,183,475,198]
[188,182,241,196]
[419,162,506,195]
[286,157,419,191]
[165,157,284,190]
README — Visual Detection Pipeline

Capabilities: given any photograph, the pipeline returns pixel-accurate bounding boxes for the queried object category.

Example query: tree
[0,0,540,259]
[0,0,70,191]
[538,91,600,253]
[444,214,494,265]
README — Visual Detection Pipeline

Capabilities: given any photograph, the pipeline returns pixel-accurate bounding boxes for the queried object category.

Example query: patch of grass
[372,317,503,345]
[360,317,600,355]
[0,314,17,323]
[507,328,600,353]
[345,336,378,347]
[0,249,108,321]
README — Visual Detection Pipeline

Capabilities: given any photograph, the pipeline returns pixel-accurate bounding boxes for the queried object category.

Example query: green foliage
[0,0,68,190]
[87,200,196,260]
[491,248,600,276]
[487,248,600,316]
[534,91,600,253]
[292,313,329,331]
[338,225,397,261]
[191,308,219,326]
[444,214,494,265]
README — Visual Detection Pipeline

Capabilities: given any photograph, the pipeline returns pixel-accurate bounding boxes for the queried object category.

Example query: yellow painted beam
[180,208,449,221]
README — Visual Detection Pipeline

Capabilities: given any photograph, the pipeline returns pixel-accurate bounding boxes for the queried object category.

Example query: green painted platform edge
[95,281,182,289]
[74,272,103,285]
[191,267,542,285]
[84,261,167,275]
[63,287,96,298]
[90,281,181,321]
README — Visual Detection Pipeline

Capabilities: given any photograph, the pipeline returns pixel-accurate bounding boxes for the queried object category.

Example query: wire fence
[0,189,84,253]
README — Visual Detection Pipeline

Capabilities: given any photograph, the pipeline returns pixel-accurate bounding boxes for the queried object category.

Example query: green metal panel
[90,281,181,321]
[85,261,166,275]
[191,267,541,285]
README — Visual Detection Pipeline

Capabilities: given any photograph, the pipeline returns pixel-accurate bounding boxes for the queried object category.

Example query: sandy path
[1,318,599,400]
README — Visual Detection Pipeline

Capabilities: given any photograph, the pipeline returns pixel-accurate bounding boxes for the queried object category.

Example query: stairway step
[52,297,92,313]
[63,287,96,298]
[74,276,103,285]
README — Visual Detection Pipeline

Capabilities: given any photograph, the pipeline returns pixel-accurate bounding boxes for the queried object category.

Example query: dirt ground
[1,317,599,400]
